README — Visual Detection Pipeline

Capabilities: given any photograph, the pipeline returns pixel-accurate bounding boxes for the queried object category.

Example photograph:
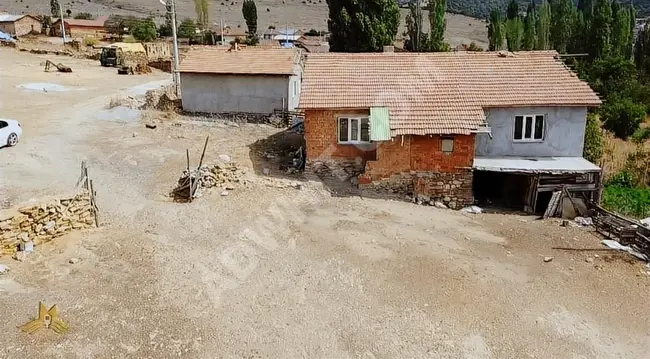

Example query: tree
[506,0,519,20]
[50,0,60,17]
[132,18,158,42]
[178,18,197,38]
[242,0,258,36]
[428,0,447,51]
[583,113,605,164]
[466,42,484,51]
[550,0,575,54]
[326,0,400,52]
[405,1,426,51]
[536,0,551,50]
[611,4,633,58]
[600,97,646,139]
[635,19,650,78]
[159,1,177,37]
[194,0,209,30]
[74,12,94,20]
[588,0,613,60]
[505,17,524,51]
[487,9,505,51]
[523,3,537,50]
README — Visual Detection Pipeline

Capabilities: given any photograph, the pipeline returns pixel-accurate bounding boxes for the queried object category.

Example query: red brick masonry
[304,109,476,207]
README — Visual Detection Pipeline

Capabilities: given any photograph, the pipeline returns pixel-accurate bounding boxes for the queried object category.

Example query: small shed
[178,45,303,114]
[0,14,41,37]
[52,16,107,38]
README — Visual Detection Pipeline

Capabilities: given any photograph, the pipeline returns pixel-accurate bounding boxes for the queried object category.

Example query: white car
[0,119,22,148]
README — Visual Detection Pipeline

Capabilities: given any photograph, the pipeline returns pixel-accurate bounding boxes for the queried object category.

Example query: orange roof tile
[299,51,601,136]
[178,47,300,75]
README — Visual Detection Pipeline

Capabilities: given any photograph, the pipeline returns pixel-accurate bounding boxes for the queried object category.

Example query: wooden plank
[89,179,99,227]
[543,191,562,218]
[186,149,192,203]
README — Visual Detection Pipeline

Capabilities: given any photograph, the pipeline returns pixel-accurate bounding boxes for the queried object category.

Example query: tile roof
[178,47,300,75]
[300,51,601,136]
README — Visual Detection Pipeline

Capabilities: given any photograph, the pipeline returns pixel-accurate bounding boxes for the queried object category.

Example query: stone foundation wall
[305,159,365,180]
[360,170,473,209]
[0,190,96,257]
[181,111,286,127]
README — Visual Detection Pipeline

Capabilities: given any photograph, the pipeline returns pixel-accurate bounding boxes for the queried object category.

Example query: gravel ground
[1,48,650,358]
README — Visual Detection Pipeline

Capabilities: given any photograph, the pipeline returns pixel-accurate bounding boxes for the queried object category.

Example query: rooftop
[178,46,300,75]
[473,156,601,174]
[0,14,35,22]
[299,51,601,136]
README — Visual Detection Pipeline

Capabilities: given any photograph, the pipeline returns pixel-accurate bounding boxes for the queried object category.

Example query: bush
[74,12,94,20]
[583,113,605,164]
[244,35,259,46]
[132,18,158,42]
[305,29,326,36]
[83,37,99,46]
[178,18,197,39]
[606,169,637,188]
[603,185,650,218]
[599,97,646,139]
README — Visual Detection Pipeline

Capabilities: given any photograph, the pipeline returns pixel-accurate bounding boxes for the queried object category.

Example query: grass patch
[83,37,99,46]
[603,185,650,218]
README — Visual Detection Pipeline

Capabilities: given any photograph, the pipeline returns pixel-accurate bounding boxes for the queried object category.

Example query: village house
[0,14,41,37]
[219,26,248,44]
[52,16,107,38]
[178,45,303,114]
[299,49,602,212]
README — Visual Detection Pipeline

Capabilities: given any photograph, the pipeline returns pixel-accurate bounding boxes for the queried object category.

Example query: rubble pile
[0,191,97,257]
[143,85,180,111]
[171,162,245,201]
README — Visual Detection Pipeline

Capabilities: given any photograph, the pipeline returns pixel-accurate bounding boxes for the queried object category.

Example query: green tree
[550,0,575,54]
[159,1,177,37]
[242,0,258,36]
[178,18,197,38]
[194,0,209,30]
[50,0,60,17]
[405,1,427,52]
[132,18,158,42]
[326,0,400,52]
[583,113,605,164]
[588,0,613,60]
[428,0,447,51]
[506,0,519,20]
[611,4,633,58]
[505,17,524,51]
[568,10,587,54]
[635,19,650,78]
[466,42,484,51]
[74,12,94,20]
[523,2,537,50]
[600,97,646,139]
[487,9,505,51]
[536,0,552,50]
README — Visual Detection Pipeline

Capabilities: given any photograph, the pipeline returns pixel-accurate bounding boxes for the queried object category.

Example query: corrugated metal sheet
[103,42,146,53]
[370,107,391,141]
[473,157,601,174]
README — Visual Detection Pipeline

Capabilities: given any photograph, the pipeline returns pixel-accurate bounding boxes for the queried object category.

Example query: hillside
[447,0,650,19]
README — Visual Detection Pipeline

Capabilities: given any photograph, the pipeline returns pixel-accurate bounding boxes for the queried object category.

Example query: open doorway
[473,171,530,211]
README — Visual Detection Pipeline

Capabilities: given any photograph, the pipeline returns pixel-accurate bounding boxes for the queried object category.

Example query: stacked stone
[0,191,96,256]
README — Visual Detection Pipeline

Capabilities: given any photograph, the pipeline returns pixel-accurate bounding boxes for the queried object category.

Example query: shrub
[603,185,650,218]
[599,97,646,139]
[132,18,158,42]
[606,169,637,188]
[83,37,99,46]
[74,12,94,19]
[583,113,605,164]
[177,18,197,39]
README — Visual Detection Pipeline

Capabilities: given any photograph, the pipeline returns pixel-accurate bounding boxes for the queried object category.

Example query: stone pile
[171,162,245,201]
[0,191,96,257]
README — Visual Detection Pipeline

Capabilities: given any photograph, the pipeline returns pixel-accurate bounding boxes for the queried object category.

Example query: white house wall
[475,106,589,158]
[180,73,290,114]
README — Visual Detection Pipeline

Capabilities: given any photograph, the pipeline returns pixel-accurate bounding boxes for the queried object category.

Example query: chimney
[383,45,394,53]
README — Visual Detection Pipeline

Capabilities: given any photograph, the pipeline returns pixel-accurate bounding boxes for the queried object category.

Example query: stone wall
[305,158,365,180]
[0,190,96,257]
[361,170,473,209]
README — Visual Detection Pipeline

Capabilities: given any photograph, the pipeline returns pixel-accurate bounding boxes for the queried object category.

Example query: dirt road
[1,49,649,358]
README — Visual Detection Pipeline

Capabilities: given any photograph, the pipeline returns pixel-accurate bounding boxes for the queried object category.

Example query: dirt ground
[1,48,650,358]
[4,0,488,48]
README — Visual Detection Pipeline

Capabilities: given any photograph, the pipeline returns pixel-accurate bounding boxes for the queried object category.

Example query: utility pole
[159,0,180,95]
[59,4,67,44]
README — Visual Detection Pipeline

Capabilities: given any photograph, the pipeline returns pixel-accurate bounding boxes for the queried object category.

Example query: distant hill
[446,0,650,19]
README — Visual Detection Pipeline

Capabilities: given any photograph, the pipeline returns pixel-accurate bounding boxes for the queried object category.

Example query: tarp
[370,107,391,141]
[102,42,145,53]
[0,30,15,43]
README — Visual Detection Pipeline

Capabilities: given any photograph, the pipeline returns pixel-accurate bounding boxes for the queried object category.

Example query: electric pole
[159,0,181,95]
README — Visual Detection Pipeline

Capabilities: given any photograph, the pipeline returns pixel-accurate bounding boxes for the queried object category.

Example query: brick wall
[304,109,376,161]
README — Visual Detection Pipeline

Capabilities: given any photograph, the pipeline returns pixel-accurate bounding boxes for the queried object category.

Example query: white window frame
[513,114,545,142]
[337,116,371,144]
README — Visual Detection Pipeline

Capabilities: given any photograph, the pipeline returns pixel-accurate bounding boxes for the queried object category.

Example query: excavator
[44,60,72,73]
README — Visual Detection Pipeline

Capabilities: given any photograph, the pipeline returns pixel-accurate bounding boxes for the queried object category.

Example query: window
[293,81,298,97]
[0,121,7,129]
[338,117,370,143]
[441,137,454,153]
[514,115,545,141]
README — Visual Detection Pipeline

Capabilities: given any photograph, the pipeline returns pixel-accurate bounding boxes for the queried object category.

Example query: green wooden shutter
[370,107,391,141]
